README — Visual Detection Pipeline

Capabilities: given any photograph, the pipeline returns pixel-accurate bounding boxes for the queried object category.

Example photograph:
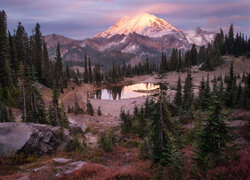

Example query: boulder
[0,122,71,156]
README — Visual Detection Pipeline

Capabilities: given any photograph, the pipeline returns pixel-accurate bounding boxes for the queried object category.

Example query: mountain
[186,27,215,47]
[95,13,185,39]
[44,13,216,65]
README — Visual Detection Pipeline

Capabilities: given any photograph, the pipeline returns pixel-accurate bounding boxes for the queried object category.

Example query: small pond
[89,83,160,100]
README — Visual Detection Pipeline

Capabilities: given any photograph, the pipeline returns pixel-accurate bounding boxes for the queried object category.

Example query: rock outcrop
[0,122,71,156]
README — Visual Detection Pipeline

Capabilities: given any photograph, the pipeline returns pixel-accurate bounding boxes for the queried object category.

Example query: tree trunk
[23,85,26,122]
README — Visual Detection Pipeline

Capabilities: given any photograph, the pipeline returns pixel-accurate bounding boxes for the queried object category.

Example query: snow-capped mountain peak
[95,13,183,38]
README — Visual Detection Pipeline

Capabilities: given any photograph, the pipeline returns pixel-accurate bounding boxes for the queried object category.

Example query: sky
[2,0,250,40]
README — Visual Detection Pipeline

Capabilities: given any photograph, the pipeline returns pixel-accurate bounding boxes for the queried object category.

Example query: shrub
[70,163,105,179]
[86,99,94,116]
[103,168,151,180]
[98,130,117,152]
[97,106,102,116]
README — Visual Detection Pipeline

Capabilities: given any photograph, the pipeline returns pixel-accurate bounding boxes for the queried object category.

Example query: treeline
[119,64,250,178]
[160,24,250,73]
[72,57,157,85]
[0,10,69,127]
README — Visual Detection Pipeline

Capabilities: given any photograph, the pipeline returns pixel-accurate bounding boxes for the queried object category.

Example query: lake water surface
[90,83,159,100]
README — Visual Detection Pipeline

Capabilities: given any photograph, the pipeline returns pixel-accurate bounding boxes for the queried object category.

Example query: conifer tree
[84,54,88,83]
[97,106,102,116]
[150,94,173,166]
[183,68,193,110]
[8,31,18,86]
[197,98,229,168]
[174,75,182,109]
[170,48,178,71]
[42,41,52,86]
[228,24,234,54]
[86,99,94,116]
[88,58,93,83]
[0,10,13,92]
[190,44,197,65]
[48,84,69,128]
[120,109,132,134]
[198,77,206,109]
[225,63,236,107]
[15,22,27,64]
[33,23,43,80]
[55,43,64,92]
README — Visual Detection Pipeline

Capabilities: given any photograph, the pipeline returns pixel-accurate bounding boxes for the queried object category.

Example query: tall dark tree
[170,48,178,71]
[174,75,182,109]
[197,98,230,168]
[183,68,193,110]
[55,43,64,92]
[190,44,198,65]
[42,41,52,86]
[88,58,93,83]
[227,24,234,54]
[150,94,173,166]
[0,10,13,90]
[84,54,88,83]
[33,23,43,80]
[225,63,236,107]
[15,22,27,63]
[8,31,18,86]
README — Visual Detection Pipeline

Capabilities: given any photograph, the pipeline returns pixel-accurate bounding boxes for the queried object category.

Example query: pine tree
[197,98,229,168]
[198,77,206,110]
[150,94,173,166]
[8,31,18,86]
[97,106,102,116]
[33,23,43,80]
[137,106,147,138]
[225,63,236,107]
[0,10,13,92]
[48,84,69,128]
[120,109,132,134]
[174,75,182,109]
[183,68,193,110]
[88,58,93,83]
[190,44,197,65]
[42,41,52,87]
[228,24,234,54]
[84,54,88,83]
[86,99,94,116]
[170,48,178,71]
[15,22,27,64]
[55,43,64,92]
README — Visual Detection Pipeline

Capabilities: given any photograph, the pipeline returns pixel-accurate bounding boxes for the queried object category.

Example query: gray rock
[0,122,71,156]
[53,158,71,164]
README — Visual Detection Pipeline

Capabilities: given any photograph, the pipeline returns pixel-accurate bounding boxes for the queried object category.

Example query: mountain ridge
[44,13,216,64]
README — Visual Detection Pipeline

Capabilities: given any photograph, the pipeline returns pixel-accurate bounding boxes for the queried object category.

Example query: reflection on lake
[90,83,159,100]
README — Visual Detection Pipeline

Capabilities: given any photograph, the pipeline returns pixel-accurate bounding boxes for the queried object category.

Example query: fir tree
[88,58,93,83]
[84,54,88,83]
[55,43,64,92]
[197,98,230,168]
[86,99,94,116]
[42,41,52,87]
[33,23,43,80]
[183,68,193,110]
[228,24,234,54]
[174,75,182,109]
[225,63,236,107]
[0,10,13,91]
[150,94,174,166]
[190,44,198,65]
[97,106,102,116]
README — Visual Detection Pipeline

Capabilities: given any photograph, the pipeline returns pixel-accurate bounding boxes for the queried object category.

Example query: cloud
[2,0,250,39]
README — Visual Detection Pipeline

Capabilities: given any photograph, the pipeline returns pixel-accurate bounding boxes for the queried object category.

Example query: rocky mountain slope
[44,13,216,64]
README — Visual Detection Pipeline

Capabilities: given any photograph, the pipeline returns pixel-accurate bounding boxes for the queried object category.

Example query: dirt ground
[37,55,250,133]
